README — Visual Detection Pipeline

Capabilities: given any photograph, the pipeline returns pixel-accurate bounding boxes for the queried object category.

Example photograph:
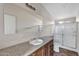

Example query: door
[63,23,76,48]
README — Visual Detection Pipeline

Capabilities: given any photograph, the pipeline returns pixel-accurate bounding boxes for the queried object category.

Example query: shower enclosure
[54,17,77,49]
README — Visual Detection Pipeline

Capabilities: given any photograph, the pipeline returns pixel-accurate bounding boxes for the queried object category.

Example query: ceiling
[42,3,79,20]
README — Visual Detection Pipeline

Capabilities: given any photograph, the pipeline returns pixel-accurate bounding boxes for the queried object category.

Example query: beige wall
[0,4,43,49]
[38,4,53,25]
[0,3,53,49]
[31,3,53,25]
[4,4,42,31]
[0,4,4,34]
[15,3,53,25]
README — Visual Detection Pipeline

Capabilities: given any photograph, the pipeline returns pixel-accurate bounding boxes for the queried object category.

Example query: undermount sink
[29,39,43,45]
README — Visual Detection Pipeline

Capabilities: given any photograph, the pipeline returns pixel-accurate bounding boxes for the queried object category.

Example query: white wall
[42,4,79,20]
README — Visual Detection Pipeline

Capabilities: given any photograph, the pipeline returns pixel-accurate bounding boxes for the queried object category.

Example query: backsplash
[0,26,38,49]
[0,24,53,49]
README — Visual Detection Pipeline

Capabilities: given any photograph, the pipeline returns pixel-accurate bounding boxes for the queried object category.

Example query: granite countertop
[0,36,53,56]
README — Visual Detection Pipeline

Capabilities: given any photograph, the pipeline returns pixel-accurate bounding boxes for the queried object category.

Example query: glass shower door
[54,24,64,44]
[62,23,77,48]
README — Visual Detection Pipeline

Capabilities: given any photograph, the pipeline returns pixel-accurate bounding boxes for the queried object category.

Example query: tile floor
[53,48,78,56]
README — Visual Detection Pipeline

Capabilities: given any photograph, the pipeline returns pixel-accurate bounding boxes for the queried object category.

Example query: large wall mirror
[4,14,16,35]
[3,4,43,35]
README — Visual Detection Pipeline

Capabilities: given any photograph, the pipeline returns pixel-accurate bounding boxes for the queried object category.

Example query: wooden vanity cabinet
[30,39,53,56]
[45,40,53,56]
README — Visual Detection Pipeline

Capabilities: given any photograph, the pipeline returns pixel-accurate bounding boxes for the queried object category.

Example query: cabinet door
[44,40,53,56]
[50,40,54,56]
[48,40,53,56]
[63,23,76,48]
[31,47,45,56]
[36,48,43,56]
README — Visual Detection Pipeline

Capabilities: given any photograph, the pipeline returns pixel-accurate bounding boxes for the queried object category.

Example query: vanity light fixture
[25,3,36,11]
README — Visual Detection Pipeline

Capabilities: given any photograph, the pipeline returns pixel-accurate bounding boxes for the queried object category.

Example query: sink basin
[29,39,43,45]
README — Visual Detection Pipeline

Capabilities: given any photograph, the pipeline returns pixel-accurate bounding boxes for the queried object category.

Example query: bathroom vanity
[30,39,53,56]
[0,36,53,56]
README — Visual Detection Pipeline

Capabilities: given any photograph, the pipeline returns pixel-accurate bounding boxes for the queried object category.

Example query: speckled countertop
[0,36,53,56]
